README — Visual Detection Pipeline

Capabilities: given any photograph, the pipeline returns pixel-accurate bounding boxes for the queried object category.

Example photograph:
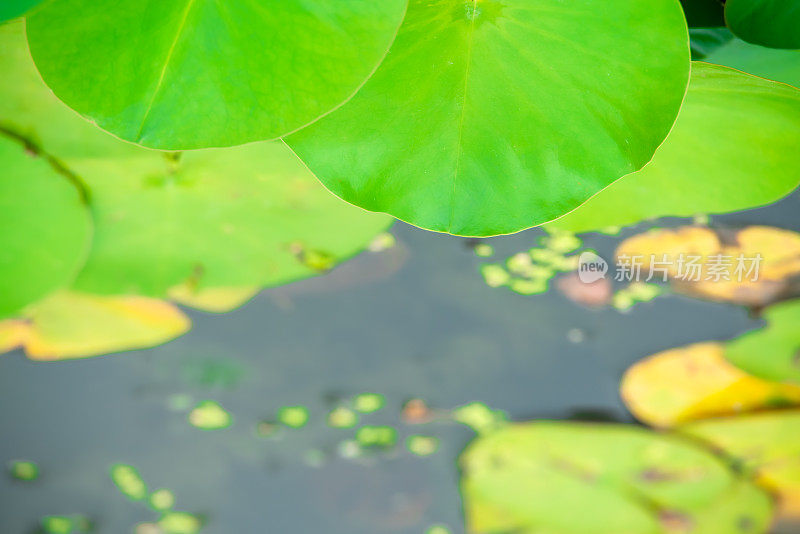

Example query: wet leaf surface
[26,0,407,149]
[622,342,800,427]
[460,421,773,533]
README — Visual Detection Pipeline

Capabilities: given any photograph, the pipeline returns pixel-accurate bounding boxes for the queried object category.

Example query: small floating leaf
[158,511,202,534]
[149,489,175,512]
[8,460,38,481]
[327,407,358,429]
[353,393,385,414]
[278,406,310,429]
[356,426,397,449]
[110,464,147,501]
[188,400,232,431]
[407,435,440,457]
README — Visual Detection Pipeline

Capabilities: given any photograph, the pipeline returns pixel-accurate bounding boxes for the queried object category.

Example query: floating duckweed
[426,525,452,534]
[406,435,439,457]
[149,489,175,512]
[613,283,663,311]
[473,243,494,257]
[544,232,582,253]
[255,420,279,437]
[509,278,548,295]
[9,460,38,481]
[354,393,385,414]
[529,248,563,265]
[158,512,202,534]
[368,232,396,252]
[453,403,507,434]
[188,400,232,430]
[110,464,147,501]
[356,425,397,449]
[278,406,310,428]
[628,282,663,302]
[40,514,92,534]
[481,264,510,288]
[327,407,359,428]
[506,252,534,275]
[41,516,73,534]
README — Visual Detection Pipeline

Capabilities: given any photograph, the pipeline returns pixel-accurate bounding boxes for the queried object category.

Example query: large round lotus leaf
[547,63,800,234]
[287,0,690,237]
[0,135,91,318]
[726,300,800,384]
[460,422,773,533]
[0,0,42,22]
[1,21,391,298]
[707,38,800,89]
[681,411,800,520]
[25,0,407,150]
[725,0,800,50]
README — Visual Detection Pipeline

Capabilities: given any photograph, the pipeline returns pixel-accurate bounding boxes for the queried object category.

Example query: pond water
[1,191,799,533]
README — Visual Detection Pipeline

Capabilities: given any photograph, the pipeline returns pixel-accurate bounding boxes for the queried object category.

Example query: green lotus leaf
[288,0,690,237]
[0,0,42,22]
[547,63,800,234]
[460,421,773,533]
[25,0,408,150]
[681,411,800,520]
[0,135,91,318]
[707,38,800,89]
[1,21,391,298]
[726,300,800,384]
[725,0,800,50]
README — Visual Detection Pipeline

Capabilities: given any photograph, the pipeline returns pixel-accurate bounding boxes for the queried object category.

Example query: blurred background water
[1,191,799,533]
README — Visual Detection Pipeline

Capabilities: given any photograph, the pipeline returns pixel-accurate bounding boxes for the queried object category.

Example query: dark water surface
[2,191,799,533]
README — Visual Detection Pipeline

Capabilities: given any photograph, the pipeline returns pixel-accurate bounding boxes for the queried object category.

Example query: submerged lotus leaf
[0,134,91,318]
[682,411,800,519]
[25,0,408,149]
[707,38,800,89]
[725,0,800,49]
[548,63,800,234]
[621,342,800,427]
[288,0,690,236]
[0,21,392,298]
[726,299,800,384]
[5,291,190,360]
[460,422,773,533]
